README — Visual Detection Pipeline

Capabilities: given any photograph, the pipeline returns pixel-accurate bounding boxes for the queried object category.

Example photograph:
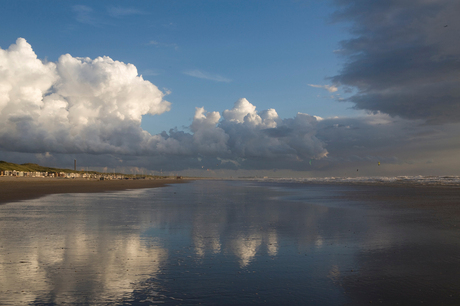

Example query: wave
[239,175,460,186]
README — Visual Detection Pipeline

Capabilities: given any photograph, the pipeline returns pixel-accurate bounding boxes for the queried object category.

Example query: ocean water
[248,175,460,186]
[0,180,459,305]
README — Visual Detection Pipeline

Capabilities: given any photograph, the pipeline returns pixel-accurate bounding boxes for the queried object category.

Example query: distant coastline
[0,160,175,180]
[0,176,190,205]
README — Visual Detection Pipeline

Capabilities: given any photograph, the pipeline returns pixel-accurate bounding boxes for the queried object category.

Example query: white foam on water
[239,175,460,186]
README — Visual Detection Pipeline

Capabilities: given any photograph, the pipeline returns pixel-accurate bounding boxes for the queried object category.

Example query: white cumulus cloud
[206,98,328,160]
[0,38,171,155]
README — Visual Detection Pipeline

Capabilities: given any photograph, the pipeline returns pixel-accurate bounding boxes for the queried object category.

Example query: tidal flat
[0,180,459,305]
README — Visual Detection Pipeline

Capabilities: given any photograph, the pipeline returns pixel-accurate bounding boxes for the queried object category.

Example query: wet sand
[0,176,190,204]
[329,184,460,305]
[1,180,460,304]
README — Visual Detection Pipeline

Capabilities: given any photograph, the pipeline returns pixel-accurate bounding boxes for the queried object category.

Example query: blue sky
[1,0,460,177]
[0,0,357,134]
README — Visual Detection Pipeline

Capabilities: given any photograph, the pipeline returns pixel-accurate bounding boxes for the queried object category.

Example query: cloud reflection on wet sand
[0,192,167,305]
[1,181,459,305]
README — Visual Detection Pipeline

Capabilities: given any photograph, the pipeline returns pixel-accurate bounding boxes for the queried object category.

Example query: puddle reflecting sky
[1,180,459,305]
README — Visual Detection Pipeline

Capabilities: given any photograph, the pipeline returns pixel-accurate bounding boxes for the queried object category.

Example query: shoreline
[0,176,191,205]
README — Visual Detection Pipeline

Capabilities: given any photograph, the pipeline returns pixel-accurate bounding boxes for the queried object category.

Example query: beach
[1,179,460,305]
[0,176,189,205]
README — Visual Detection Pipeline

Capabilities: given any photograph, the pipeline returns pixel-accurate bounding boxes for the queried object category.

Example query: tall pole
[74,159,76,171]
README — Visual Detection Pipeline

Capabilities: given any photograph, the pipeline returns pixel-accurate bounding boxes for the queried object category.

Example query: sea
[1,179,460,305]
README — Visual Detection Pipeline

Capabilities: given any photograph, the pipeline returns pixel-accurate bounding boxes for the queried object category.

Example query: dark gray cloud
[332,0,460,123]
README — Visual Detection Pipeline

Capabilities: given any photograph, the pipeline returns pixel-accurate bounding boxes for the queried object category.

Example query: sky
[1,0,460,177]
